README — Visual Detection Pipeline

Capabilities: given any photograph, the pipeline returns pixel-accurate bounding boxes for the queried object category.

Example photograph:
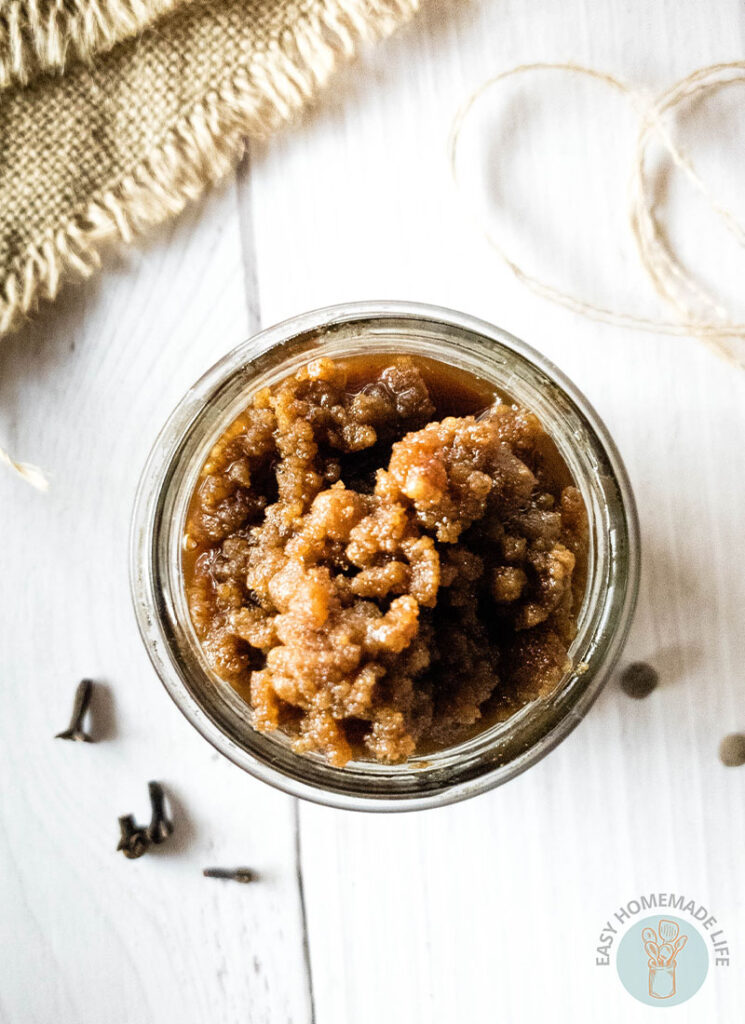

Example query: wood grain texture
[2,0,745,1020]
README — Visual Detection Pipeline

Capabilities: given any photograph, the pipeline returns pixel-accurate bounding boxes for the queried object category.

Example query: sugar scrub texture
[184,357,588,766]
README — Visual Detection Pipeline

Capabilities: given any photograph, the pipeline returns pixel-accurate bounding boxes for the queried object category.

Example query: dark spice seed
[719,733,745,767]
[620,661,658,699]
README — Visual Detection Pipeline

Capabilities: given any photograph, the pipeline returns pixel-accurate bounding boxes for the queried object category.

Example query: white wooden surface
[2,1,745,1020]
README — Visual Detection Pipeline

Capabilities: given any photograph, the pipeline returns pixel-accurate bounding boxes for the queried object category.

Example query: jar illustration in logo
[616,912,709,1006]
[642,920,688,999]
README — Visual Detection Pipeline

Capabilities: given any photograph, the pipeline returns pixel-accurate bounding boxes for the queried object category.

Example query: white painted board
[2,0,744,1020]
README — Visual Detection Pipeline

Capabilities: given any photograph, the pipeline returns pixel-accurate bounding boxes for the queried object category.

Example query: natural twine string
[0,445,49,490]
[449,61,745,367]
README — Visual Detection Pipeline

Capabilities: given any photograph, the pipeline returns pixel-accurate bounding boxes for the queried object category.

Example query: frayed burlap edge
[0,0,188,88]
[0,0,422,339]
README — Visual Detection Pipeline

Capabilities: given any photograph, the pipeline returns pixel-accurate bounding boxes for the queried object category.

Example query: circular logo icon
[616,915,708,1006]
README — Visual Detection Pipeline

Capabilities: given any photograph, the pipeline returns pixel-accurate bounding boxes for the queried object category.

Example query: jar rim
[130,300,640,811]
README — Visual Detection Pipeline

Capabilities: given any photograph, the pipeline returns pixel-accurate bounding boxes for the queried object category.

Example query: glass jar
[130,301,639,811]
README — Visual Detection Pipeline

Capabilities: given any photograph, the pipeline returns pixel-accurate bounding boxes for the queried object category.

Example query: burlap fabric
[0,0,421,336]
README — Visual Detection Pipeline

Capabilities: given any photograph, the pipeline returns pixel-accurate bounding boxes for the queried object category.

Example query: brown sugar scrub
[183,355,588,767]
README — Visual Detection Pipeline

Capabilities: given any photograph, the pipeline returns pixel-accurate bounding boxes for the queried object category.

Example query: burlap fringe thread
[0,0,186,88]
[450,61,745,368]
[0,0,421,488]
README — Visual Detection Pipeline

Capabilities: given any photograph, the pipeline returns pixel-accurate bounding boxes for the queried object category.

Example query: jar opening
[130,302,639,810]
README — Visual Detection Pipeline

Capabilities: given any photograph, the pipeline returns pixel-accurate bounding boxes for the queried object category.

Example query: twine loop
[450,61,745,367]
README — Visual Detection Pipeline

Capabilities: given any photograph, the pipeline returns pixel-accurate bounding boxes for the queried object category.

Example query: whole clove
[147,781,173,844]
[203,867,257,883]
[55,679,95,742]
[117,781,173,859]
[117,815,151,859]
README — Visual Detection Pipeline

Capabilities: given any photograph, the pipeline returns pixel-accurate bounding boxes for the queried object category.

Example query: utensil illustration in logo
[644,940,661,962]
[658,942,675,962]
[658,919,679,944]
[641,920,688,999]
